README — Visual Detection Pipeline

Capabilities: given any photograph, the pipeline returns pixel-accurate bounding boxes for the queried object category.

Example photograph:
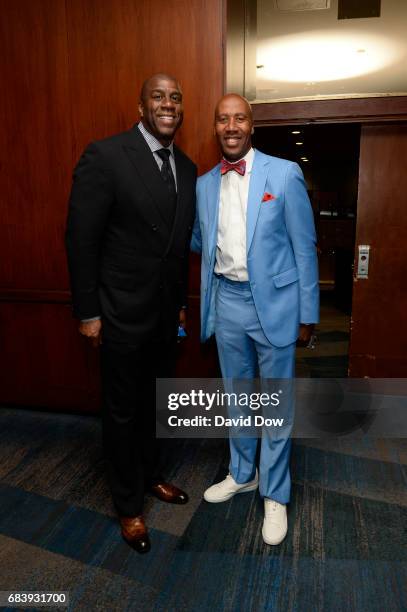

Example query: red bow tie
[220,158,246,176]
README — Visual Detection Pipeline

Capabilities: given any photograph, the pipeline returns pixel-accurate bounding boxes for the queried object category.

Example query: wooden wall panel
[349,124,407,377]
[0,0,72,290]
[0,302,100,411]
[0,0,225,411]
[65,0,222,171]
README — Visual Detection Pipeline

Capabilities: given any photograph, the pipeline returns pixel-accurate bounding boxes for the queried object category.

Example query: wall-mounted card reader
[357,245,370,279]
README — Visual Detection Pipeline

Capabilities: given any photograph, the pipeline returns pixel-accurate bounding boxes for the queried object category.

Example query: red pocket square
[262,192,275,202]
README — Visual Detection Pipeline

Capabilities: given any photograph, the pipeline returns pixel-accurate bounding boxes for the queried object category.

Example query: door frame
[252,96,407,127]
[251,96,407,376]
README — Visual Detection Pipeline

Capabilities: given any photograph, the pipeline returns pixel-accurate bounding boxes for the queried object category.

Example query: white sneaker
[262,498,287,545]
[204,471,258,503]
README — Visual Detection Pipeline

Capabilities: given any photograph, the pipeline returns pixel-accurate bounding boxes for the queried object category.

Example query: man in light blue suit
[191,94,319,545]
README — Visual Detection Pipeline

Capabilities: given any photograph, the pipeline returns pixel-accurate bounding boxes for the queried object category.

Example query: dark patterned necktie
[156,148,177,221]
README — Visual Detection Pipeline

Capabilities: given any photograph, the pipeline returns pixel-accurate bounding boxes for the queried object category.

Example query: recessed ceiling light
[291,130,301,134]
[295,142,304,145]
[257,32,399,83]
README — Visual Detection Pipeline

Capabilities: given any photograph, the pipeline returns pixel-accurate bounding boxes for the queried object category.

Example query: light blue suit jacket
[191,149,319,347]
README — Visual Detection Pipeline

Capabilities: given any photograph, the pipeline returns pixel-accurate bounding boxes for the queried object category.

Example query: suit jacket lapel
[207,165,221,258]
[123,126,173,230]
[246,150,270,254]
[163,145,192,256]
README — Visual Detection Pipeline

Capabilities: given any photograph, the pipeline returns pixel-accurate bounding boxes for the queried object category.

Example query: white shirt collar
[138,121,174,156]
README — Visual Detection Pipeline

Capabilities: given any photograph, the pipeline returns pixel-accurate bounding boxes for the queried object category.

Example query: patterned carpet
[0,295,406,611]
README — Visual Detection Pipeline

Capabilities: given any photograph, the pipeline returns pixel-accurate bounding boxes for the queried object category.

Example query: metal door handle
[356,245,370,279]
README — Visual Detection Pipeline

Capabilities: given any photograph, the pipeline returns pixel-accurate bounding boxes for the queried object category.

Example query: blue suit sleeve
[284,163,319,324]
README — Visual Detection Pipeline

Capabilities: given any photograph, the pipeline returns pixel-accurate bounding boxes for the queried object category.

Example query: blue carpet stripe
[2,474,405,567]
[153,553,407,612]
[0,483,177,586]
[177,470,407,561]
[291,444,407,506]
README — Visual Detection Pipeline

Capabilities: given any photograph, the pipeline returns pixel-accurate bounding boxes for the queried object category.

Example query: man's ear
[138,103,143,117]
[251,126,254,135]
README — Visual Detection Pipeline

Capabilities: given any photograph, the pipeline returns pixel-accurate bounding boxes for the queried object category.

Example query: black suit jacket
[65,125,197,344]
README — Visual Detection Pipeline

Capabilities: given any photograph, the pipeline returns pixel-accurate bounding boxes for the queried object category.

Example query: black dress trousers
[100,332,176,517]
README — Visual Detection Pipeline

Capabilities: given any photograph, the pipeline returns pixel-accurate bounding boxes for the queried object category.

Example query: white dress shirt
[214,147,255,281]
[138,121,177,189]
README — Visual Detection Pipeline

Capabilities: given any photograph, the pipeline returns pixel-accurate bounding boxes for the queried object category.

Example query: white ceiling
[254,0,407,102]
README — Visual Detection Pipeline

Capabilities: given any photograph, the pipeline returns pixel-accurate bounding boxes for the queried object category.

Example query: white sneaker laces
[214,473,233,488]
[265,499,279,517]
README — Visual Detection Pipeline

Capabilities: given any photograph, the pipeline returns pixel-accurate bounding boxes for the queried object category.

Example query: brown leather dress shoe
[150,482,189,504]
[119,515,151,554]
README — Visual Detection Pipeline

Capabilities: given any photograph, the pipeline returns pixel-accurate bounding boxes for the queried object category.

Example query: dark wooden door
[349,124,407,376]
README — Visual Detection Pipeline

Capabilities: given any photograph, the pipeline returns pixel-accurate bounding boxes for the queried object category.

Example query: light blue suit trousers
[215,276,295,503]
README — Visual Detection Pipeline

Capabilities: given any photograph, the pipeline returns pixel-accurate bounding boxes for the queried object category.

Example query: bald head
[214,93,254,161]
[214,94,253,122]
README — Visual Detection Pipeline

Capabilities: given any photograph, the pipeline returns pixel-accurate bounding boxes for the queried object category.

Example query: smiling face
[138,74,183,146]
[214,94,254,161]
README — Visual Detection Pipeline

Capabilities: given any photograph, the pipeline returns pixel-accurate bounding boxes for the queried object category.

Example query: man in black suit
[65,74,196,553]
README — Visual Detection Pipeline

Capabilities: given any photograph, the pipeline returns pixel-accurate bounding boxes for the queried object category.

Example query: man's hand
[79,319,102,348]
[179,308,187,329]
[297,323,314,347]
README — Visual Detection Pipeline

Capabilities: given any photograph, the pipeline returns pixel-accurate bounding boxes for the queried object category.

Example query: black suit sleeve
[65,142,114,319]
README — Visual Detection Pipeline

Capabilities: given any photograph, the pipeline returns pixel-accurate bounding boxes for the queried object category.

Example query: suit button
[159,284,163,289]
[152,224,158,231]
